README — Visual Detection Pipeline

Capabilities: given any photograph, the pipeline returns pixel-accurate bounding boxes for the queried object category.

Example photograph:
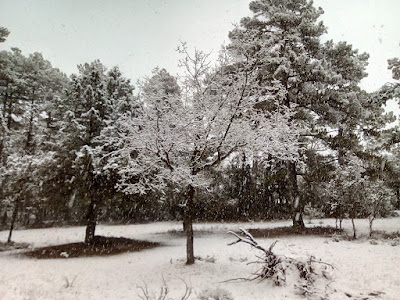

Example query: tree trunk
[84,196,97,244]
[287,161,304,228]
[34,207,46,226]
[182,217,187,232]
[351,217,357,239]
[6,92,13,129]
[7,199,20,243]
[25,92,36,153]
[2,88,8,118]
[184,184,195,265]
[238,152,247,218]
[369,216,375,237]
[337,127,345,166]
[0,136,4,164]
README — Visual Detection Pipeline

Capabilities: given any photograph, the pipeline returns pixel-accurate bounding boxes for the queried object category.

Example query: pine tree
[0,49,68,237]
[62,61,135,244]
[0,27,9,43]
[227,0,376,227]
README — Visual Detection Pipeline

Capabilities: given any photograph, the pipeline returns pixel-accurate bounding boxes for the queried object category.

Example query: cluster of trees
[1,0,399,264]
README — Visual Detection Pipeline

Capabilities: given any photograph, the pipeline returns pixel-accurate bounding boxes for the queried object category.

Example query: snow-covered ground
[0,218,399,299]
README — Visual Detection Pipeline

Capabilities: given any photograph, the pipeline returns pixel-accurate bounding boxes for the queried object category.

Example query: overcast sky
[1,0,399,114]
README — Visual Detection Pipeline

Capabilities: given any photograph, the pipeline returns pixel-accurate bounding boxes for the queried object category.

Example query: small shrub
[137,278,192,300]
[391,238,400,247]
[228,257,247,263]
[331,233,342,242]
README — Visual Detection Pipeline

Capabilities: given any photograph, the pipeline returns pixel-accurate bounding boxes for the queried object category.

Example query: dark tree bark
[287,161,305,228]
[369,216,375,237]
[184,184,195,265]
[351,217,357,239]
[0,138,3,164]
[284,87,304,228]
[7,199,20,243]
[84,196,97,244]
[34,207,46,226]
[6,94,14,129]
[337,127,346,166]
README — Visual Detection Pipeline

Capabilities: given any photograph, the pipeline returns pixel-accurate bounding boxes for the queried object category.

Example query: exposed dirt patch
[23,236,161,259]
[247,226,343,238]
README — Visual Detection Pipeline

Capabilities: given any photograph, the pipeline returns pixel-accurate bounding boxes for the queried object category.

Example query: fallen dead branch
[227,228,335,295]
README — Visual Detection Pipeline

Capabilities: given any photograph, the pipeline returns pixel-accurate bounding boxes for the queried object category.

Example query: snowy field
[0,218,399,300]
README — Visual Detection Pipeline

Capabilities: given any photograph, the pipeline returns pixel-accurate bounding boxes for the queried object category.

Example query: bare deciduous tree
[109,43,299,264]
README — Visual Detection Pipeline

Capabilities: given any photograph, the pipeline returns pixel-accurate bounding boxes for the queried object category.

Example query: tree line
[1,0,399,264]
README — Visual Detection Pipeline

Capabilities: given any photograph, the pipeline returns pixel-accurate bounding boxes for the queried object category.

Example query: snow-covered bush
[325,155,395,238]
[363,180,395,237]
[391,238,400,247]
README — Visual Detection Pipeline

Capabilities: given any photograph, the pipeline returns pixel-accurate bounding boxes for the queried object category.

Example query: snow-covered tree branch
[109,45,299,264]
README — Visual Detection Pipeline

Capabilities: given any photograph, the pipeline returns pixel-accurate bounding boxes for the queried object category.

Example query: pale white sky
[0,0,249,80]
[1,0,399,113]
